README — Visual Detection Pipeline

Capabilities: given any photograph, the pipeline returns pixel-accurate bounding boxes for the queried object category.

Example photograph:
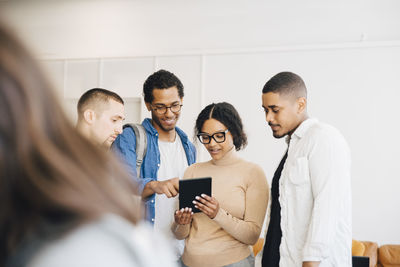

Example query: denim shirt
[112,118,196,223]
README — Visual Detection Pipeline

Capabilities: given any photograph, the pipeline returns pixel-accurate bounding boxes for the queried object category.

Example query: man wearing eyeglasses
[112,69,196,258]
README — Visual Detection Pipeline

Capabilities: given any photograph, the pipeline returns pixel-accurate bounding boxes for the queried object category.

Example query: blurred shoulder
[29,214,177,267]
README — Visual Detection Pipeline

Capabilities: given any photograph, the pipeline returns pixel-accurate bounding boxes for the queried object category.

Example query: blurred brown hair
[0,23,141,264]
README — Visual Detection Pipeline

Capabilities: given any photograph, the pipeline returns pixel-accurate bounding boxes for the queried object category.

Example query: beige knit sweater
[172,148,269,267]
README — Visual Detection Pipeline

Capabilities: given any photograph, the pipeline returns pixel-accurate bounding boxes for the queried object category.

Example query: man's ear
[297,97,307,114]
[145,102,151,111]
[83,109,96,124]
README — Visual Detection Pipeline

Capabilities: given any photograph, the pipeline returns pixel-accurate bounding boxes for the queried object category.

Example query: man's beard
[152,113,177,132]
[269,123,287,139]
[273,132,287,139]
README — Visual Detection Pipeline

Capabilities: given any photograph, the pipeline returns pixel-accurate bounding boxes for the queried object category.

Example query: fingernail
[195,196,200,200]
[180,208,184,212]
[201,194,206,197]
[189,208,192,212]
[192,200,196,204]
[191,212,194,215]
[194,205,198,209]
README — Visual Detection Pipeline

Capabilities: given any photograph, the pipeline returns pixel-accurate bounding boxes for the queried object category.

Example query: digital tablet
[179,177,212,213]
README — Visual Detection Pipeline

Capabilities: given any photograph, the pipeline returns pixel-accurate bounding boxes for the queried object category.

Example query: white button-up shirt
[279,118,352,267]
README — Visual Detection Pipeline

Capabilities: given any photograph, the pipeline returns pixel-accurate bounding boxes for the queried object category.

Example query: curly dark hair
[143,69,184,103]
[195,102,247,151]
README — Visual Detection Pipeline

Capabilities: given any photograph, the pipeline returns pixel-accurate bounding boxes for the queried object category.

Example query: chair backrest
[252,238,264,256]
[352,256,369,267]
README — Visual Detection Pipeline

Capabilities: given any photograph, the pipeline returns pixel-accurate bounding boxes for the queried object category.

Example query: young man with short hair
[112,69,196,256]
[261,72,352,267]
[76,88,125,148]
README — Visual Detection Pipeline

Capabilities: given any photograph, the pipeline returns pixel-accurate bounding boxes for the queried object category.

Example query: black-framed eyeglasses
[151,103,183,115]
[197,129,229,144]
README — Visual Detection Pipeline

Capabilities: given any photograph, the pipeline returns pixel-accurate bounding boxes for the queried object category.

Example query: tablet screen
[179,177,212,213]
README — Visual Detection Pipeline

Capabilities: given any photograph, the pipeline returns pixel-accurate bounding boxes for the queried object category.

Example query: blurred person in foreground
[0,23,177,267]
[76,88,125,149]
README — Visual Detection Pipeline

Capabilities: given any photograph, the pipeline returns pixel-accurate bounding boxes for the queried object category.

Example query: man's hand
[174,207,193,225]
[303,261,320,267]
[193,194,220,219]
[142,177,179,198]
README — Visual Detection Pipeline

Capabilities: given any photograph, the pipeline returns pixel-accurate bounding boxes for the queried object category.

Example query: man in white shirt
[261,72,352,267]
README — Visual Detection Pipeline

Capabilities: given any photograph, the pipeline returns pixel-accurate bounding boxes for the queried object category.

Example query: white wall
[1,0,399,245]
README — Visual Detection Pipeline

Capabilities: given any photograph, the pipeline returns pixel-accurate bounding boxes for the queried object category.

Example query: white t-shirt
[155,134,188,257]
[29,214,178,267]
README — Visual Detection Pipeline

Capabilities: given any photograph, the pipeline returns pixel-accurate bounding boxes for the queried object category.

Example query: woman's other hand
[174,207,193,225]
[193,194,220,219]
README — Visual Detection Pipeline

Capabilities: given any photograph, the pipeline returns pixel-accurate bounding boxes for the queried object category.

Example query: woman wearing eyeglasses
[172,102,269,267]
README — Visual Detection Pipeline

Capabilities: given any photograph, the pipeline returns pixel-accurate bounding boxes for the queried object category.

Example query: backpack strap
[123,123,147,177]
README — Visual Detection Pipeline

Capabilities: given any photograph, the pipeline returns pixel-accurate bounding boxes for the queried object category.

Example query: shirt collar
[291,118,318,140]
[142,118,158,136]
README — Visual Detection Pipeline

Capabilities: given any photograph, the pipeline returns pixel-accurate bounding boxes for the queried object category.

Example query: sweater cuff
[171,222,190,240]
[212,208,229,224]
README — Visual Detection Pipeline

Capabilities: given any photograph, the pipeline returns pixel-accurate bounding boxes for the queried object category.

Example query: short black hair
[143,69,184,103]
[77,88,124,115]
[195,102,247,151]
[262,71,307,98]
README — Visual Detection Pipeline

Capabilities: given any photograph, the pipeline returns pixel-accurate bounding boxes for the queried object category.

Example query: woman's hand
[174,207,193,225]
[193,194,220,219]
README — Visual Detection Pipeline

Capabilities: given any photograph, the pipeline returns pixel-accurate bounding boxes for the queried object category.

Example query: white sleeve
[302,131,351,261]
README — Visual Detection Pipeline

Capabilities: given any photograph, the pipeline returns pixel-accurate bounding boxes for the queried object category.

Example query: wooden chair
[253,238,264,257]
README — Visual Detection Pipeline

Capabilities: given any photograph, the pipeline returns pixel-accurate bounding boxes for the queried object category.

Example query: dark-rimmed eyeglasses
[151,103,183,115]
[197,129,229,144]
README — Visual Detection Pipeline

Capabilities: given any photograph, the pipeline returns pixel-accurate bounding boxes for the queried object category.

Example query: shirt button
[151,218,154,222]
[157,164,160,167]
[151,200,154,203]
